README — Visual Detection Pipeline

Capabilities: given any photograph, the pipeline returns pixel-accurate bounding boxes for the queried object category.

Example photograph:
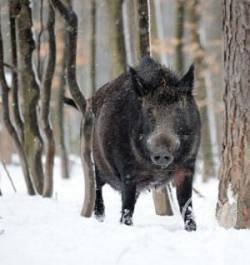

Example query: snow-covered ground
[1,158,250,265]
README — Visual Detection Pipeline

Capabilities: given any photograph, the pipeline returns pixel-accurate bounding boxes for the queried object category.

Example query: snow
[1,158,250,265]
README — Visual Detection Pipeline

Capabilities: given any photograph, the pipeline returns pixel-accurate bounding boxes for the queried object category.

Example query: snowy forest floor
[1,157,250,265]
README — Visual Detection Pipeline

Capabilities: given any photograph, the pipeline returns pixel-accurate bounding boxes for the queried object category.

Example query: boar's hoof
[120,210,133,226]
[184,219,197,232]
[95,213,105,222]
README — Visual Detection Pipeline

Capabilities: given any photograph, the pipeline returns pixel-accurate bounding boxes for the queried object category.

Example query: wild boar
[66,57,201,231]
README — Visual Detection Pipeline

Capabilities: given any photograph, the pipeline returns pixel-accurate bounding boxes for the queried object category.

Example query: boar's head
[129,57,200,169]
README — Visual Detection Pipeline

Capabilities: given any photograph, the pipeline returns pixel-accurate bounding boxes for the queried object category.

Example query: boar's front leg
[120,175,137,226]
[174,166,196,231]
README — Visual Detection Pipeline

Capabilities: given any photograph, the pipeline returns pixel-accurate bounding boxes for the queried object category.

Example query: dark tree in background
[217,0,250,229]
[175,0,185,75]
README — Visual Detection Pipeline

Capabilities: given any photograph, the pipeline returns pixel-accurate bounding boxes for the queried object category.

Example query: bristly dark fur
[136,56,179,90]
[67,56,201,230]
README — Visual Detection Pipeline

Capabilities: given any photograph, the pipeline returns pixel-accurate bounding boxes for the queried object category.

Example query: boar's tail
[63,97,78,110]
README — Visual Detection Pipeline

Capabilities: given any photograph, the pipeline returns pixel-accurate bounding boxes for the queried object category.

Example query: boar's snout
[147,132,179,168]
[151,148,173,168]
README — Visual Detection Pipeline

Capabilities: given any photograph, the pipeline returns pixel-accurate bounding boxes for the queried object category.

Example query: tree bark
[9,0,24,142]
[217,0,250,229]
[16,1,44,194]
[80,110,96,217]
[175,0,185,75]
[53,1,70,179]
[0,13,35,195]
[106,0,126,79]
[90,0,96,95]
[41,3,56,197]
[138,0,150,58]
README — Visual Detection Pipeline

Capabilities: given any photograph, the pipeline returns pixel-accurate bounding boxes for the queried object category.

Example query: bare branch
[1,161,17,193]
[50,0,86,114]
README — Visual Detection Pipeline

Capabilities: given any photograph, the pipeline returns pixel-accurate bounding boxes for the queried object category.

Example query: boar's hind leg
[120,175,137,226]
[94,172,105,221]
[175,169,196,231]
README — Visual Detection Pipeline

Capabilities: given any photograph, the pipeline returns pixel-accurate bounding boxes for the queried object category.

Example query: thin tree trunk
[216,0,250,229]
[53,0,71,179]
[41,3,56,197]
[106,0,126,79]
[201,0,222,174]
[138,0,150,58]
[137,0,173,216]
[50,0,95,217]
[9,0,24,142]
[175,0,185,75]
[187,0,215,182]
[16,2,44,194]
[0,14,35,195]
[153,0,168,65]
[90,0,96,95]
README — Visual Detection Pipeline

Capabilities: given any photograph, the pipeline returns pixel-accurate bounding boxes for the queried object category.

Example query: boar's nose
[151,150,173,168]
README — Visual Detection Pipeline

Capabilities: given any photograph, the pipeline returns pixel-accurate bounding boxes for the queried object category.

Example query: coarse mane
[136,56,179,91]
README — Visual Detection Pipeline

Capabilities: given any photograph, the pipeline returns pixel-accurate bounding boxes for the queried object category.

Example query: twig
[1,161,17,193]
[193,187,205,199]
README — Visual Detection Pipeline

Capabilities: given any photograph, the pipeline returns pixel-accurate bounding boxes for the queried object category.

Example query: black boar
[67,57,201,231]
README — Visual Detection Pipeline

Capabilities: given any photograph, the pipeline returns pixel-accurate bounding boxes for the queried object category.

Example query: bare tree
[0,10,35,195]
[216,0,250,229]
[50,0,95,217]
[16,2,45,194]
[9,0,24,142]
[40,2,56,197]
[53,0,70,179]
[187,0,216,182]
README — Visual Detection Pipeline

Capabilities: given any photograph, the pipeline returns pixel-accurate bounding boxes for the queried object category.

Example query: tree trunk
[216,0,250,229]
[9,0,24,142]
[90,0,96,95]
[187,0,216,182]
[53,1,70,179]
[137,0,173,216]
[0,115,12,164]
[16,2,44,194]
[201,0,223,155]
[106,0,126,79]
[41,3,56,197]
[50,0,95,217]
[175,0,185,75]
[0,12,35,195]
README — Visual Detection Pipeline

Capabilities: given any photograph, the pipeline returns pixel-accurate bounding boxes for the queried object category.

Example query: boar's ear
[178,64,194,94]
[128,66,147,97]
